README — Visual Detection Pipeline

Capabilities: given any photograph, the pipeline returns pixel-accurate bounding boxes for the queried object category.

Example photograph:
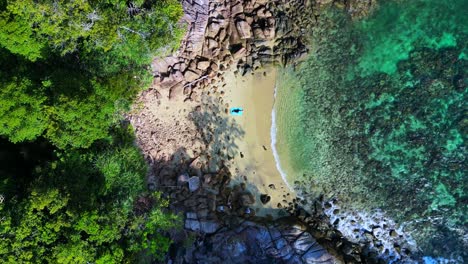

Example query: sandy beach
[219,67,295,217]
[132,65,295,218]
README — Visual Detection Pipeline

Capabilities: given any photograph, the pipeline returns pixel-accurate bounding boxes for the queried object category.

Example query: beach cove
[222,67,295,217]
[129,0,466,263]
[2,0,464,263]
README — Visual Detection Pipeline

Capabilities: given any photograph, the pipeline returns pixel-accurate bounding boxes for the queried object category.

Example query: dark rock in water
[260,194,271,204]
[268,184,276,190]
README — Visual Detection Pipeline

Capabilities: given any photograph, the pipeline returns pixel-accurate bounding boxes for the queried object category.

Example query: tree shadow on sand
[188,93,245,173]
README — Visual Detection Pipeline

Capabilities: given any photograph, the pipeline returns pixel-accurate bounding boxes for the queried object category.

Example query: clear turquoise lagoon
[275,0,467,260]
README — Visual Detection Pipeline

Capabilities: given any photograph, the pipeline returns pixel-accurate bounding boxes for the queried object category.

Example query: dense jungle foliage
[0,0,184,262]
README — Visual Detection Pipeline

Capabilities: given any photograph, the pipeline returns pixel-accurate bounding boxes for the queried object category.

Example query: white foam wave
[270,85,293,190]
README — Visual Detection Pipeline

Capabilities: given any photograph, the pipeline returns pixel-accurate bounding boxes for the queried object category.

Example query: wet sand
[221,67,295,217]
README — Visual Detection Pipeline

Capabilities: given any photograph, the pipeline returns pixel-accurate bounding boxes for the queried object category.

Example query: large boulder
[174,218,338,263]
[199,220,221,234]
[236,20,252,39]
[185,219,201,231]
[188,176,200,192]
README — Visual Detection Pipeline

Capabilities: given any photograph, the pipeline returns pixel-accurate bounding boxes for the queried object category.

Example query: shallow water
[275,0,467,261]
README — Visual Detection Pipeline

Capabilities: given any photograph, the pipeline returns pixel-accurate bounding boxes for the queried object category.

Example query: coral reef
[276,1,467,261]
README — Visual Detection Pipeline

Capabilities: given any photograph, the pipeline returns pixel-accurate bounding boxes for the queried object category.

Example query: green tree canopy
[0,0,184,148]
[0,1,185,262]
[0,125,180,263]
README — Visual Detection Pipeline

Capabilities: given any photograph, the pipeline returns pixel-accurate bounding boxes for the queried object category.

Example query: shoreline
[270,84,293,191]
[221,66,296,217]
[128,0,401,262]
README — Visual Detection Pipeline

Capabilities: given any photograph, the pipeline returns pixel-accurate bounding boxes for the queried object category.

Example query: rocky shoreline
[125,0,421,263]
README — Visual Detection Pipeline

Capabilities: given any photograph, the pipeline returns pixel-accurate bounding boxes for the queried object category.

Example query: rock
[232,47,247,60]
[293,232,317,254]
[302,246,330,263]
[231,3,243,17]
[177,215,339,263]
[178,173,190,186]
[226,240,248,258]
[186,212,197,220]
[260,194,271,204]
[184,70,199,82]
[207,39,218,49]
[189,156,203,176]
[245,16,254,26]
[268,184,276,190]
[197,209,210,219]
[229,21,242,44]
[236,20,252,39]
[203,173,214,184]
[169,83,185,100]
[184,198,198,208]
[151,58,169,74]
[253,28,266,39]
[188,176,200,192]
[210,62,219,72]
[239,192,255,206]
[199,220,221,234]
[207,21,221,38]
[160,75,181,90]
[273,238,294,259]
[197,60,211,71]
[185,219,201,231]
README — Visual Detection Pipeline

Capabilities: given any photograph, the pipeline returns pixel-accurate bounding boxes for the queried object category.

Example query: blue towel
[230,107,244,116]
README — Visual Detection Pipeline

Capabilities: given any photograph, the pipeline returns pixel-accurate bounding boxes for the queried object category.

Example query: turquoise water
[276,0,467,261]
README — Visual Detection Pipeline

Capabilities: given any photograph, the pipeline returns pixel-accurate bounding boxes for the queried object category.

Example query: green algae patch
[275,0,467,260]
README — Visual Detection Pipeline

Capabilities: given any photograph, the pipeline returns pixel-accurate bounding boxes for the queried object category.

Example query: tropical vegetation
[0,0,184,262]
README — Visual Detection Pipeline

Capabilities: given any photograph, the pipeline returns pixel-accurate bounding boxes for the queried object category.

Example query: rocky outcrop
[172,218,337,263]
[291,186,420,263]
[322,200,418,262]
[150,0,376,100]
[150,0,316,101]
